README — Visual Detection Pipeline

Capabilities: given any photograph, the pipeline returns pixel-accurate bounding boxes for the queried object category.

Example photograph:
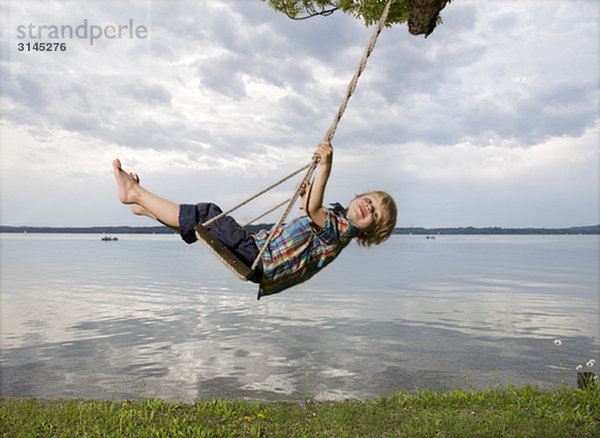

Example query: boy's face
[346,193,384,233]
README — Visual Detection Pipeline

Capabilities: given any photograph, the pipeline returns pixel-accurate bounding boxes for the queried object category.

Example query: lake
[1,233,598,402]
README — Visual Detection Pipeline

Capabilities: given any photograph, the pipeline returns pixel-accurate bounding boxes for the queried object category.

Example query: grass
[1,385,599,437]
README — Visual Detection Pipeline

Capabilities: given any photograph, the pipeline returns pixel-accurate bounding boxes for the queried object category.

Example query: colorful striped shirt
[253,203,357,298]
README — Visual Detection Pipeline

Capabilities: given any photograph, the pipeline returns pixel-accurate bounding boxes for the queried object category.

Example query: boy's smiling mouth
[359,204,366,217]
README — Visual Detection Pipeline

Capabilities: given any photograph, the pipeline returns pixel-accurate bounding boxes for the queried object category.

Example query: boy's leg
[113,159,180,230]
[113,158,262,281]
[179,202,263,281]
[126,171,178,229]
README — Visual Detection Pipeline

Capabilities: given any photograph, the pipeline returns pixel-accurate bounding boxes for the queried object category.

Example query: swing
[194,0,397,281]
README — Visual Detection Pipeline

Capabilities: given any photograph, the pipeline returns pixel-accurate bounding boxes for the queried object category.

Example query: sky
[1,0,598,229]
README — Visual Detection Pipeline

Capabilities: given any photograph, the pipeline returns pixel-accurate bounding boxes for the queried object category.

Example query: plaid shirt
[253,203,357,298]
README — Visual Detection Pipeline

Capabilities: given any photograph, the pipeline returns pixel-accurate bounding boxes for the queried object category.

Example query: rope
[323,0,395,143]
[251,158,318,269]
[249,0,395,270]
[201,162,311,227]
[241,197,291,227]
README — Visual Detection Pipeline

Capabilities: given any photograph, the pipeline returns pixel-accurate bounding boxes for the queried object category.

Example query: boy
[113,141,397,298]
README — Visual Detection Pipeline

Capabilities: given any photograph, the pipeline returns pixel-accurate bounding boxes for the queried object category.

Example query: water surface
[1,233,598,401]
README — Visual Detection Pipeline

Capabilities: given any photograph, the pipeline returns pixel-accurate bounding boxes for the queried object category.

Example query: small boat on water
[101,236,119,241]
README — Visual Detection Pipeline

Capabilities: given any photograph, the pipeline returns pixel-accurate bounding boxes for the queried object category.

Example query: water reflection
[1,234,598,401]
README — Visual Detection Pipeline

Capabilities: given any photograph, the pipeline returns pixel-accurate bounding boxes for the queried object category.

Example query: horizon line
[1,224,599,235]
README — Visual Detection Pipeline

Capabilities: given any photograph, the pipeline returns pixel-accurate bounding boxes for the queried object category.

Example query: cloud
[348,1,599,147]
[122,80,172,106]
[0,0,598,228]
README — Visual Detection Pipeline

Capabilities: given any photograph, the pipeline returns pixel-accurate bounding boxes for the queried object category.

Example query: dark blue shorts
[179,203,263,283]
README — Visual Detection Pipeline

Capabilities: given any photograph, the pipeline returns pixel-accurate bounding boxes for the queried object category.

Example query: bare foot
[125,172,158,219]
[131,203,159,219]
[113,159,140,204]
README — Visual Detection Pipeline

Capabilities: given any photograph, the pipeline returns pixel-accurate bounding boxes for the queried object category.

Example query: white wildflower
[586,359,595,368]
[576,364,583,371]
[553,340,562,346]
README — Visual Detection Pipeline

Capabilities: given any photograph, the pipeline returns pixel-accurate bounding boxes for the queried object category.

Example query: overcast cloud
[0,0,598,228]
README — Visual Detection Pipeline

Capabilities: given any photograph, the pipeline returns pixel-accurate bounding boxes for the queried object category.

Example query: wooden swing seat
[194,224,255,282]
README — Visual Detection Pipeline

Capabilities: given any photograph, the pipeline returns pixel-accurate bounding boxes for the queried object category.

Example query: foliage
[2,386,599,437]
[263,0,413,27]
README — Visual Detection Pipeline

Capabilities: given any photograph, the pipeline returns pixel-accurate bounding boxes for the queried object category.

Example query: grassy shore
[1,385,598,437]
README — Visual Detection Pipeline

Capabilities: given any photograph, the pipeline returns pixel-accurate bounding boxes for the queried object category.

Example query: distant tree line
[393,225,600,235]
[1,224,598,235]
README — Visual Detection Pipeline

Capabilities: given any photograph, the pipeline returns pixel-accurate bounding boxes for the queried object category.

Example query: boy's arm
[303,141,333,228]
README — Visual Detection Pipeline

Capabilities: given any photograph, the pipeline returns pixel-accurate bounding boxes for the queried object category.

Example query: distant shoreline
[1,224,598,235]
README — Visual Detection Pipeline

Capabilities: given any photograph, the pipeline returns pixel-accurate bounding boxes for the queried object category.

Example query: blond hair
[354,190,397,247]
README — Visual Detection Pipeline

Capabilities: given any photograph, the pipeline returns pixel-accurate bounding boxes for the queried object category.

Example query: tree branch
[285,5,338,20]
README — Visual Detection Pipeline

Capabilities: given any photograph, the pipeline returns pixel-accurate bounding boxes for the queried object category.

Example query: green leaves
[263,0,412,27]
